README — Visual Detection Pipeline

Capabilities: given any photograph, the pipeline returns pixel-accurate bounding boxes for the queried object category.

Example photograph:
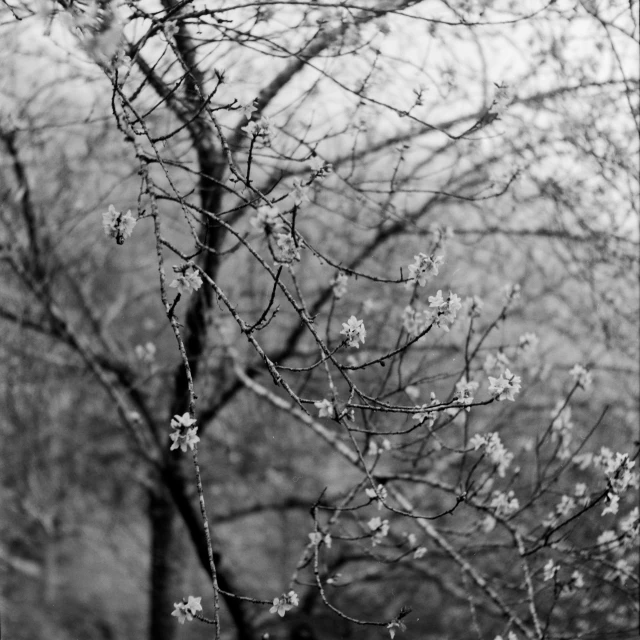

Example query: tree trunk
[149,483,183,640]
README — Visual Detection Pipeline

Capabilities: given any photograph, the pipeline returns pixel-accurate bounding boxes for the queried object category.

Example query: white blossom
[454,377,479,410]
[427,290,462,331]
[171,595,202,624]
[309,532,332,548]
[170,268,203,295]
[315,398,335,419]
[331,272,348,299]
[490,490,519,517]
[290,178,310,205]
[274,233,300,263]
[102,204,137,244]
[170,413,200,452]
[270,591,299,617]
[406,253,444,287]
[402,305,433,337]
[250,204,282,233]
[340,315,366,348]
[543,559,558,582]
[365,484,388,509]
[488,369,521,402]
[569,364,592,389]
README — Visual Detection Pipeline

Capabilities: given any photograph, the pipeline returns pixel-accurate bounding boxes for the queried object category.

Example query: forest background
[0,1,638,639]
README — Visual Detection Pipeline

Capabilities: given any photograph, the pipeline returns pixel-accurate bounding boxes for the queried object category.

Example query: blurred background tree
[0,1,638,639]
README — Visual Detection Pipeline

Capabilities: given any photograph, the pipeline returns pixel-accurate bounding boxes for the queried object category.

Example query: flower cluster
[171,596,202,624]
[135,341,156,364]
[102,204,137,244]
[470,432,513,477]
[428,290,462,331]
[308,154,332,180]
[309,531,332,548]
[483,351,510,374]
[367,438,392,456]
[387,619,407,639]
[269,591,299,617]
[250,204,282,233]
[406,253,444,288]
[518,332,539,353]
[453,377,479,411]
[490,490,519,518]
[170,265,203,294]
[241,115,276,145]
[274,233,300,263]
[488,369,521,402]
[594,447,638,516]
[340,315,366,348]
[169,413,200,452]
[569,363,592,389]
[402,305,432,337]
[367,516,390,546]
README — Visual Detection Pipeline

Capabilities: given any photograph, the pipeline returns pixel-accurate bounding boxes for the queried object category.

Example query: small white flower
[405,385,420,400]
[309,532,332,548]
[406,253,444,287]
[314,398,335,419]
[387,620,407,639]
[171,595,202,624]
[170,268,203,295]
[454,377,479,410]
[102,204,137,244]
[274,233,300,263]
[242,115,275,145]
[569,364,592,390]
[402,305,433,337]
[170,413,200,452]
[488,369,521,402]
[331,272,348,299]
[475,432,513,477]
[597,529,618,549]
[250,204,282,233]
[164,20,178,39]
[238,99,258,120]
[365,484,388,509]
[602,493,620,516]
[543,559,558,582]
[518,332,539,352]
[270,591,299,617]
[503,283,521,301]
[482,515,496,533]
[491,82,510,116]
[340,315,366,348]
[308,155,332,179]
[367,517,389,545]
[135,342,156,364]
[555,495,576,517]
[427,290,462,331]
[490,490,519,518]
[571,570,584,589]
[290,178,310,205]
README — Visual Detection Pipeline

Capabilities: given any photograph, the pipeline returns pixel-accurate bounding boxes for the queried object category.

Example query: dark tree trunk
[149,484,183,640]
